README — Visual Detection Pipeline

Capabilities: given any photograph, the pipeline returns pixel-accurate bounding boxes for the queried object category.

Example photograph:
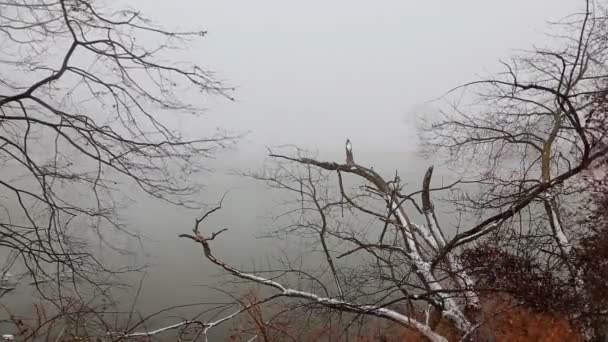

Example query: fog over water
[3,0,582,333]
[105,0,581,318]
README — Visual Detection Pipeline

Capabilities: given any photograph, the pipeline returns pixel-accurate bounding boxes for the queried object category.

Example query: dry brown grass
[229,292,583,342]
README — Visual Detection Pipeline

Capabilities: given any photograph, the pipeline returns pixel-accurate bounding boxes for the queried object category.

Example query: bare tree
[0,0,233,326]
[177,2,608,341]
[421,0,608,337]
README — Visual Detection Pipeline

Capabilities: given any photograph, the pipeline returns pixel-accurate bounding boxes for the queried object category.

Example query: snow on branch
[114,294,280,340]
[268,152,473,332]
[179,213,449,342]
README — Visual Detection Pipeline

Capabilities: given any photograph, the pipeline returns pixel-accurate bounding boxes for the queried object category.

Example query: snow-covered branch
[180,227,449,342]
[269,152,474,332]
[114,294,280,340]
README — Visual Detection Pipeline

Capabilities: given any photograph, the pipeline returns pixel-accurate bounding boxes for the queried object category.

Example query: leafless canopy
[418,2,608,335]
[179,2,608,341]
[0,0,233,299]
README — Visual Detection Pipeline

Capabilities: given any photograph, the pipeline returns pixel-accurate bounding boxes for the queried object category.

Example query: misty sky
[125,0,578,162]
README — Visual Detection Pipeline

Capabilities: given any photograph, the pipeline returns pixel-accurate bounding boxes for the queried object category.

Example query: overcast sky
[123,0,578,160]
